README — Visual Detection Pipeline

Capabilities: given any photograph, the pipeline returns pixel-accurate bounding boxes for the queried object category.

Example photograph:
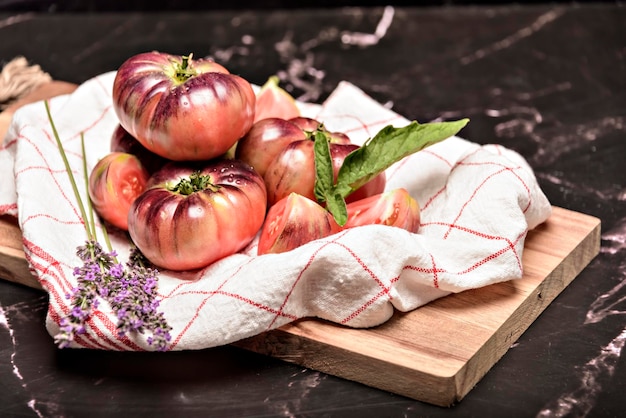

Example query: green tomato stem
[169,171,220,195]
[173,53,197,83]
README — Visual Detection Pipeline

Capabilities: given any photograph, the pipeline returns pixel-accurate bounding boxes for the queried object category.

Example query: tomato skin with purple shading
[88,152,150,231]
[263,140,317,206]
[235,118,308,178]
[112,51,255,162]
[263,140,386,206]
[127,159,267,271]
[110,124,169,174]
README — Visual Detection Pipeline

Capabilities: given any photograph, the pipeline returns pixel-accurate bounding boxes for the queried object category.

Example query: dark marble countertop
[1,4,625,417]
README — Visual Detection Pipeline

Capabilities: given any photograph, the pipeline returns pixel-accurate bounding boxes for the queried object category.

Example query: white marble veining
[0,303,44,417]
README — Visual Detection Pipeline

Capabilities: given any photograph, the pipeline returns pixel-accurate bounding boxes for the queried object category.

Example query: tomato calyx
[171,53,198,83]
[304,127,326,142]
[168,171,220,195]
[299,125,347,145]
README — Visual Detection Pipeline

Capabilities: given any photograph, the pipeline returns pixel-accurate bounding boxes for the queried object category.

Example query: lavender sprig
[54,241,172,351]
[107,247,172,351]
[45,101,172,351]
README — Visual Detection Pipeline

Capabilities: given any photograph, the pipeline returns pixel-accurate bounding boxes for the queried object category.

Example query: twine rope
[0,56,52,111]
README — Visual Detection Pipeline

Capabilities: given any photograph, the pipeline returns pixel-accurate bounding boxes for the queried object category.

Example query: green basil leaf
[334,119,469,197]
[313,130,349,226]
[313,130,334,204]
[325,192,348,226]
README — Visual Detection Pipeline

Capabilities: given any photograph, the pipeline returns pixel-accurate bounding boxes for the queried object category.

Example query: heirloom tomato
[253,76,300,122]
[110,124,169,174]
[344,188,421,233]
[258,193,341,255]
[127,159,267,271]
[235,117,352,179]
[112,51,255,161]
[235,118,307,177]
[88,152,150,231]
[264,140,386,206]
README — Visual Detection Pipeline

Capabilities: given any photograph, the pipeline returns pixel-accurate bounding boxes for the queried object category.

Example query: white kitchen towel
[0,71,552,351]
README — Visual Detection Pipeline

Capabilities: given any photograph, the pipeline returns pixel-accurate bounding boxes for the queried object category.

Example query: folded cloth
[0,72,552,351]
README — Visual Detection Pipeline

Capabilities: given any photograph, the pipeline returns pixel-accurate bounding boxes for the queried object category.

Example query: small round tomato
[112,51,256,161]
[88,152,150,230]
[258,193,341,255]
[344,188,421,233]
[128,159,267,271]
[110,124,169,174]
[263,140,386,206]
[235,118,307,178]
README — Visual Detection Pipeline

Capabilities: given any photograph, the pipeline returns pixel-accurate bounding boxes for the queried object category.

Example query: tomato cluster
[89,51,421,271]
[235,116,386,206]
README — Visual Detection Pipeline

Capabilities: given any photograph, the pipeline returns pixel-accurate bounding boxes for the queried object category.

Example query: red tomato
[258,193,341,255]
[263,140,386,206]
[288,117,322,132]
[235,118,307,178]
[253,76,300,122]
[112,52,256,161]
[288,117,352,144]
[88,152,150,230]
[344,188,421,233]
[110,124,169,174]
[128,159,267,271]
[235,117,353,180]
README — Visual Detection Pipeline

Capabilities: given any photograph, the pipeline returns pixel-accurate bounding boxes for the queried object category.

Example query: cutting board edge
[453,212,601,399]
[232,325,461,407]
[0,215,40,289]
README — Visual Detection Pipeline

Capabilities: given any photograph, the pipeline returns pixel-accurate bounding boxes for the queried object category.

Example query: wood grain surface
[0,82,602,406]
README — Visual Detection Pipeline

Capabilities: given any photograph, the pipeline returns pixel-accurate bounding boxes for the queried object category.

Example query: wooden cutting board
[0,82,602,407]
[234,207,600,405]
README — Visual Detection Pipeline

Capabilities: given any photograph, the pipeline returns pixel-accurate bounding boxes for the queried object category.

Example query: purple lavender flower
[54,241,172,351]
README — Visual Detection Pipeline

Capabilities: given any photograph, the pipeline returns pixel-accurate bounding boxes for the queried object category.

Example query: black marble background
[1,3,625,418]
[0,0,620,13]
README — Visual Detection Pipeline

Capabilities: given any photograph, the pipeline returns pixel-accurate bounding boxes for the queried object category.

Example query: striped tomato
[128,159,267,271]
[112,51,255,161]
